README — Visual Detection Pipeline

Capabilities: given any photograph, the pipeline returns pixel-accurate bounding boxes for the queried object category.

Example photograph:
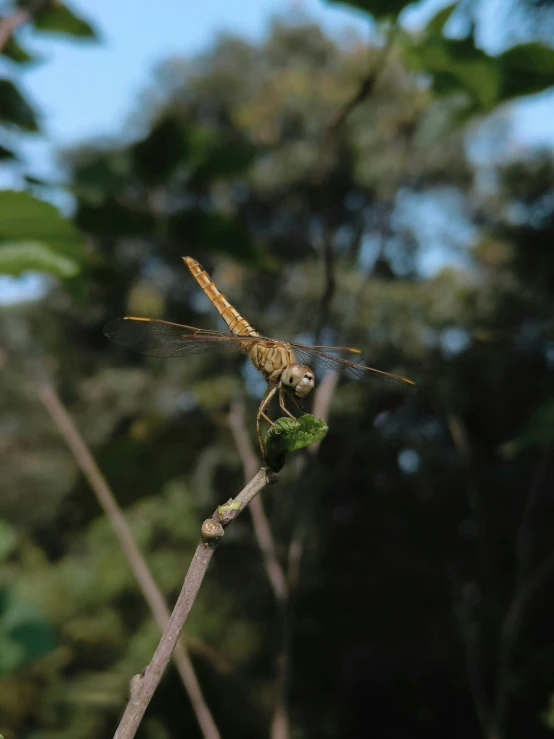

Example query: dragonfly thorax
[281,363,315,398]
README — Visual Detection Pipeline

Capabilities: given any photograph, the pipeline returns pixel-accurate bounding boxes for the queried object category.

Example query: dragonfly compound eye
[282,364,315,397]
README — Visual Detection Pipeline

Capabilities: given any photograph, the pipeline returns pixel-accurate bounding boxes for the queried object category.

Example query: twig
[315,27,395,186]
[490,548,554,739]
[449,575,490,733]
[228,399,288,602]
[313,30,395,342]
[0,0,51,52]
[513,447,551,587]
[37,381,220,739]
[113,467,276,739]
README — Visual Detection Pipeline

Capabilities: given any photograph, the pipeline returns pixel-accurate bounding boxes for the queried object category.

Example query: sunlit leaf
[403,32,499,110]
[0,241,81,277]
[0,191,86,264]
[268,413,327,450]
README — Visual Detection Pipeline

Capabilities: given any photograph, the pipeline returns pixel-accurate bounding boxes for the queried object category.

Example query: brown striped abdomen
[182,257,258,338]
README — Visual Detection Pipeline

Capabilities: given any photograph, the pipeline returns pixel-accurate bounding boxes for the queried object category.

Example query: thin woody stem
[229,399,288,602]
[37,381,220,739]
[113,467,276,739]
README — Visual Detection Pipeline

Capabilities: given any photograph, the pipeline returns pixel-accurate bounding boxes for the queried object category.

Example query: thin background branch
[313,26,395,342]
[113,467,276,739]
[38,381,221,739]
[266,31,398,737]
[0,0,51,52]
[228,399,288,602]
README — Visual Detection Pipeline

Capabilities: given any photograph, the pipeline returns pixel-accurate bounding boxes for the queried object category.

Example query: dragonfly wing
[290,343,416,390]
[103,317,247,358]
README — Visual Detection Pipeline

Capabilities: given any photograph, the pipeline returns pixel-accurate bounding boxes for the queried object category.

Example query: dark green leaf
[33,2,96,38]
[190,136,259,181]
[0,518,17,562]
[0,144,17,160]
[167,208,264,265]
[324,0,414,20]
[0,79,39,131]
[0,587,55,676]
[23,174,49,186]
[1,36,36,63]
[131,116,190,185]
[498,43,554,102]
[76,197,156,237]
[71,150,132,200]
[502,398,554,456]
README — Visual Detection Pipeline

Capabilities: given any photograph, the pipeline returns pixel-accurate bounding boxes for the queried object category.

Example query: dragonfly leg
[278,387,297,419]
[256,385,278,455]
[288,393,308,415]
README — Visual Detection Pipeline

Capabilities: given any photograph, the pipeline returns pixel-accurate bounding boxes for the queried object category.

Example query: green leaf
[0,144,17,160]
[501,398,554,457]
[167,209,264,265]
[265,414,328,471]
[131,116,190,185]
[0,79,39,131]
[189,134,259,181]
[268,414,328,451]
[75,197,156,237]
[426,2,457,35]
[71,150,132,200]
[403,33,499,110]
[0,191,86,262]
[33,2,96,38]
[0,518,17,562]
[498,43,554,102]
[0,241,81,277]
[0,587,55,676]
[1,36,36,63]
[0,192,86,278]
[324,0,414,21]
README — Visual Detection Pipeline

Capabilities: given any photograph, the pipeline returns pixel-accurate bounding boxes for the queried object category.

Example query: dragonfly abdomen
[183,257,259,338]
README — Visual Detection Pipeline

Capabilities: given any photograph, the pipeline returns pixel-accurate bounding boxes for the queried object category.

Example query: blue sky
[1,0,554,303]
[3,0,554,181]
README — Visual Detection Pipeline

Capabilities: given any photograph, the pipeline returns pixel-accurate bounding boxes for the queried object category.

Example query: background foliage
[2,0,554,737]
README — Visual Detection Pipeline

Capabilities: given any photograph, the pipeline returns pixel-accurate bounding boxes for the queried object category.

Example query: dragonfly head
[281,364,315,398]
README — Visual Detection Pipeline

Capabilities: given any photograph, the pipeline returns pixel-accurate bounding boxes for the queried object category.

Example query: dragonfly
[103,257,416,455]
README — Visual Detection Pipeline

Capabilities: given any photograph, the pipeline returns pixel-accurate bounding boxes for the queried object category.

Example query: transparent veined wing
[103,317,258,358]
[289,342,416,390]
